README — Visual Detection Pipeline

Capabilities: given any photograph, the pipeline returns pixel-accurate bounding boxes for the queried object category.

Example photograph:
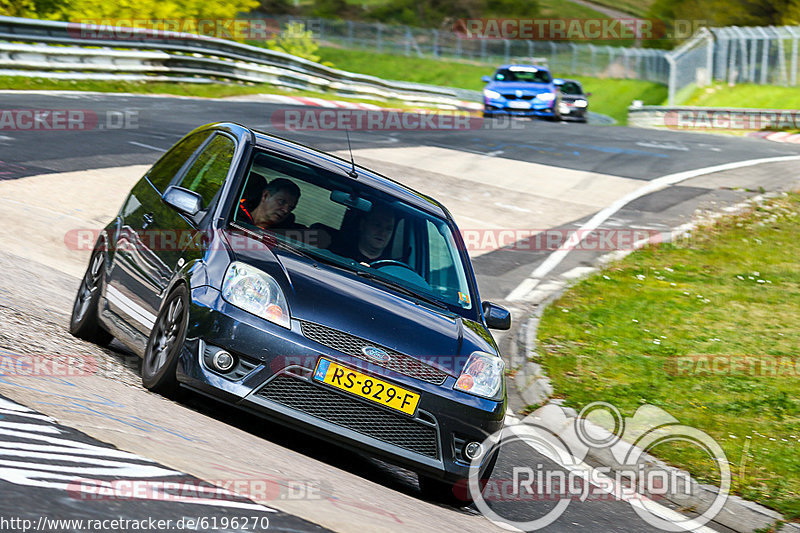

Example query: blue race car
[482,64,560,120]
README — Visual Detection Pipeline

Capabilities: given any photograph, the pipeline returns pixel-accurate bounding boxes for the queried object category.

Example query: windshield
[494,67,552,83]
[558,81,583,95]
[231,150,474,312]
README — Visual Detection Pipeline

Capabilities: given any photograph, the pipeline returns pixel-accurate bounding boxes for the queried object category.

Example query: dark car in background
[481,64,560,120]
[554,78,590,122]
[69,122,510,500]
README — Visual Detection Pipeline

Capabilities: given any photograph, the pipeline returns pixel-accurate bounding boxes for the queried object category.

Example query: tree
[1,0,37,16]
[267,21,321,62]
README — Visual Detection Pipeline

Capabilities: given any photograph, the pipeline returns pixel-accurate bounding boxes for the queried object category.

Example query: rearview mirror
[162,186,202,217]
[331,190,372,212]
[482,75,491,83]
[483,301,511,330]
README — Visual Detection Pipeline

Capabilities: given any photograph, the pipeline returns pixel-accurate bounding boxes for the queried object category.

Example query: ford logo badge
[362,346,391,363]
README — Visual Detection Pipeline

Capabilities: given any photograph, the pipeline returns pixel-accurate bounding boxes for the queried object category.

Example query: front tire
[69,250,113,345]
[142,284,189,394]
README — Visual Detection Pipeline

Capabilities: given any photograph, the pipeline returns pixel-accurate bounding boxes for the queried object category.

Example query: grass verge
[536,193,800,518]
[318,46,667,124]
[683,82,800,110]
[0,76,422,110]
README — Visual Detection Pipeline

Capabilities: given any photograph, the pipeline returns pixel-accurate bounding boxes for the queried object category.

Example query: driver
[239,177,301,230]
[335,203,396,264]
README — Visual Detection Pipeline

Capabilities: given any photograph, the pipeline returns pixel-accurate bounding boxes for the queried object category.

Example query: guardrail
[0,16,481,107]
[628,104,800,130]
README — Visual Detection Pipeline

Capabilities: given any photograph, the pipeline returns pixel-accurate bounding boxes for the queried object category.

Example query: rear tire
[69,250,113,345]
[142,284,189,395]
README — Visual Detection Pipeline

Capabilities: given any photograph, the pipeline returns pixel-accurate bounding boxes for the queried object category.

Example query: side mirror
[482,301,511,330]
[585,92,592,97]
[482,75,491,83]
[163,186,202,217]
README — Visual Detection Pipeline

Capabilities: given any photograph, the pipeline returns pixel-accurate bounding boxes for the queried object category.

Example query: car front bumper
[177,285,506,481]
[484,97,556,117]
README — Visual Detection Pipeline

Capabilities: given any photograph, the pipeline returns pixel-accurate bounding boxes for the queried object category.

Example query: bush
[267,21,322,63]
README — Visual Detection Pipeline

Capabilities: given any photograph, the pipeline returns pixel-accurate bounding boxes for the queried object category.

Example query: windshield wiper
[356,270,448,310]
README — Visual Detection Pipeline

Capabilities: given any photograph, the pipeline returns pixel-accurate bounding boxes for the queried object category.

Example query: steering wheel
[369,259,415,271]
[369,259,430,289]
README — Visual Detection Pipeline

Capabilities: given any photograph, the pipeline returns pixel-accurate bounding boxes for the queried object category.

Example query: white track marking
[507,155,800,301]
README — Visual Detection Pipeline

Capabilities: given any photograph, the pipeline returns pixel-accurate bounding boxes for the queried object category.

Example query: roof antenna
[345,129,358,179]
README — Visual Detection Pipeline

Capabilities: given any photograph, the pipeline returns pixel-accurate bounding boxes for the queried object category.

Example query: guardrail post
[377,23,383,53]
[504,39,510,63]
[791,30,799,85]
[432,29,439,58]
[347,20,354,47]
[758,26,770,84]
[667,54,677,104]
[570,43,577,73]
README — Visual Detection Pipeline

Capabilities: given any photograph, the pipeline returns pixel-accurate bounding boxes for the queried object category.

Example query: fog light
[212,350,235,372]
[464,441,483,460]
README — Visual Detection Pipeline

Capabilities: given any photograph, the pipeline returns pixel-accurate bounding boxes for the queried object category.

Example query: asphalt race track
[1,91,799,533]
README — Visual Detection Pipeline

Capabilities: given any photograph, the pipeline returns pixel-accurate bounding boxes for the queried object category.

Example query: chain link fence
[711,26,800,86]
[261,15,671,83]
[665,27,714,104]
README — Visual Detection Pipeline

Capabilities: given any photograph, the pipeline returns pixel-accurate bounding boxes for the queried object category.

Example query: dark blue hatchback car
[69,122,510,499]
[482,64,560,119]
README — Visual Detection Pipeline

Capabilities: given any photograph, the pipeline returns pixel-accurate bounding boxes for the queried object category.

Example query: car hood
[560,94,587,102]
[486,81,554,94]
[228,241,495,377]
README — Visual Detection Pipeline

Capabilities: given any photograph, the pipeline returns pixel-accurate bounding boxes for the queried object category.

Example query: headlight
[573,99,588,108]
[483,89,502,99]
[454,351,504,399]
[536,92,556,102]
[222,262,290,329]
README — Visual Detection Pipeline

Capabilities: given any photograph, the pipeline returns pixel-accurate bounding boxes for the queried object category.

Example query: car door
[106,131,236,334]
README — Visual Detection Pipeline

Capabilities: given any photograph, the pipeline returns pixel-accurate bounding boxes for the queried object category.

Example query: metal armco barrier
[628,105,800,130]
[0,16,481,107]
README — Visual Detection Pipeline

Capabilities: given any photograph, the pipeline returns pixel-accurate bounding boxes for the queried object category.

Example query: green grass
[536,193,800,518]
[319,46,667,124]
[581,0,655,17]
[538,0,608,19]
[683,82,800,110]
[0,76,423,109]
[1,45,668,125]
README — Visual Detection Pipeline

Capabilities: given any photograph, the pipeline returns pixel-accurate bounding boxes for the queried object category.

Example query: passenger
[333,203,396,264]
[238,177,301,230]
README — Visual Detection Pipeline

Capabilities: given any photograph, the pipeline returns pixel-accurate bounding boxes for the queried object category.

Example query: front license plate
[508,100,531,109]
[313,358,420,415]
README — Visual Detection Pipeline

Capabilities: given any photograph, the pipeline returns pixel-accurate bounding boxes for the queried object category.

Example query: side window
[177,134,236,209]
[147,132,211,193]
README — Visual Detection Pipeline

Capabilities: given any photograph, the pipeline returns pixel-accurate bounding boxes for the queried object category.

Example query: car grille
[502,94,535,100]
[300,321,448,385]
[257,374,439,459]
